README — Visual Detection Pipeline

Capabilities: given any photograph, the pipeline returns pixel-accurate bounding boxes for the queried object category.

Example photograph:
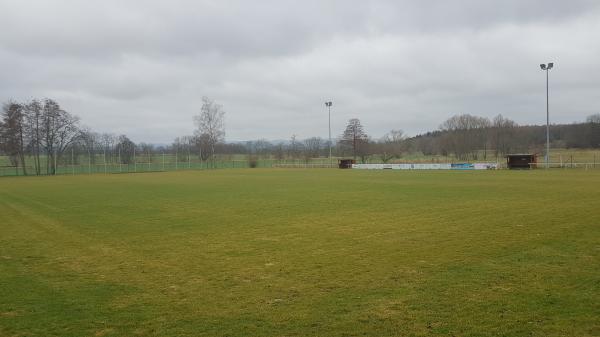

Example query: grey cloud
[1,0,599,142]
[4,1,595,60]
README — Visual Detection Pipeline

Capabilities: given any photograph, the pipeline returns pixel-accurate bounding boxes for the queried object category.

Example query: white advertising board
[352,163,497,170]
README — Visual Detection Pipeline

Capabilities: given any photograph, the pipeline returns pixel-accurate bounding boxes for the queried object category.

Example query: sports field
[1,169,599,336]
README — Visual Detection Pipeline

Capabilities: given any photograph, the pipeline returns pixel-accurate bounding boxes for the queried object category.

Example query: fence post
[560,155,563,168]
[570,155,573,168]
[134,147,137,172]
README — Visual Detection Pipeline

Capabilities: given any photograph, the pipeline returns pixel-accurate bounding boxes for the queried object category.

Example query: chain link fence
[2,150,599,177]
[0,154,339,177]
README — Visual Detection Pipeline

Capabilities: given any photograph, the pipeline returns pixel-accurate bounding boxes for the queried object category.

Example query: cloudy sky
[1,0,599,143]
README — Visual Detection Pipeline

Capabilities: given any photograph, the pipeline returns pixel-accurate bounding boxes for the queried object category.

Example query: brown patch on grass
[94,328,115,336]
[1,311,21,317]
[372,299,409,319]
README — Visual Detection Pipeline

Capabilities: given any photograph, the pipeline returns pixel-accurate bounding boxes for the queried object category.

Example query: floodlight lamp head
[540,64,546,70]
[547,62,554,69]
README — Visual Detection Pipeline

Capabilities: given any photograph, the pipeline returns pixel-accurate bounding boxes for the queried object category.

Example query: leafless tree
[303,137,323,161]
[39,99,80,174]
[288,134,302,159]
[587,113,600,124]
[173,136,195,162]
[194,134,211,161]
[194,97,225,166]
[0,102,27,175]
[24,99,43,175]
[585,113,600,148]
[340,118,369,161]
[78,128,101,164]
[491,114,518,158]
[116,135,135,164]
[183,135,196,162]
[100,133,117,163]
[379,129,406,163]
[477,118,491,159]
[138,143,154,164]
[252,139,272,159]
[440,114,490,160]
[273,142,285,161]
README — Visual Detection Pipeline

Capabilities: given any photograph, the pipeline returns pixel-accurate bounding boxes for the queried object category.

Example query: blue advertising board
[451,163,475,170]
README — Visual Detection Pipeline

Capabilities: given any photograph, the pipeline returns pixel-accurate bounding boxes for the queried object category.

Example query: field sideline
[1,169,599,336]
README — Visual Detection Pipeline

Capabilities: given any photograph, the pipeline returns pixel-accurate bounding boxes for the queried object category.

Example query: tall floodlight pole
[540,62,554,168]
[325,101,333,167]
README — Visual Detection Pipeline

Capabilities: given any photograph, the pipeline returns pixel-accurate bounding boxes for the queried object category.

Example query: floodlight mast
[325,101,333,168]
[540,62,554,168]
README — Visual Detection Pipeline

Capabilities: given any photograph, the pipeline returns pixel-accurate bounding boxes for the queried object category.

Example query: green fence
[2,149,599,177]
[0,156,338,177]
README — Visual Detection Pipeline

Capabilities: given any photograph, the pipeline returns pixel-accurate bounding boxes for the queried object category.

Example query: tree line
[2,96,599,175]
[0,96,227,175]
[409,113,600,161]
[238,113,599,163]
[0,99,79,175]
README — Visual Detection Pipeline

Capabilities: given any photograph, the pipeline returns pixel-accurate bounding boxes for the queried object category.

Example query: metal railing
[528,162,600,169]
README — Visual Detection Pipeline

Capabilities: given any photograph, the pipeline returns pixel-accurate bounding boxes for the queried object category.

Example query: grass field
[1,169,599,336]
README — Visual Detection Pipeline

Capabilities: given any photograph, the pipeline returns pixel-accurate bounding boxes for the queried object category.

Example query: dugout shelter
[506,154,537,169]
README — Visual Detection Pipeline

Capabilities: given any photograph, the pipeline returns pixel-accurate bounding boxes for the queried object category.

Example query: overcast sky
[1,0,599,143]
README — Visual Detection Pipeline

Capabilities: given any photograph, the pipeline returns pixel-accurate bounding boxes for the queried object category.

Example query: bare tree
[252,139,272,159]
[183,135,195,163]
[273,142,285,162]
[23,99,44,174]
[195,134,211,161]
[491,114,518,158]
[0,102,27,175]
[78,128,101,165]
[116,135,135,164]
[0,98,81,175]
[303,137,323,161]
[173,136,195,162]
[440,114,490,160]
[477,117,491,160]
[101,133,117,163]
[138,143,154,165]
[586,113,600,148]
[288,134,302,159]
[39,99,80,174]
[587,113,600,124]
[194,97,225,166]
[340,118,369,161]
[379,129,406,163]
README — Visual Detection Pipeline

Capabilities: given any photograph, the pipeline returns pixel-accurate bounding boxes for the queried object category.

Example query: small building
[338,159,356,169]
[506,154,537,169]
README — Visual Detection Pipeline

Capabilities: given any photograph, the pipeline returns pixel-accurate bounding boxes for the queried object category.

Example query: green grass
[1,169,599,336]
